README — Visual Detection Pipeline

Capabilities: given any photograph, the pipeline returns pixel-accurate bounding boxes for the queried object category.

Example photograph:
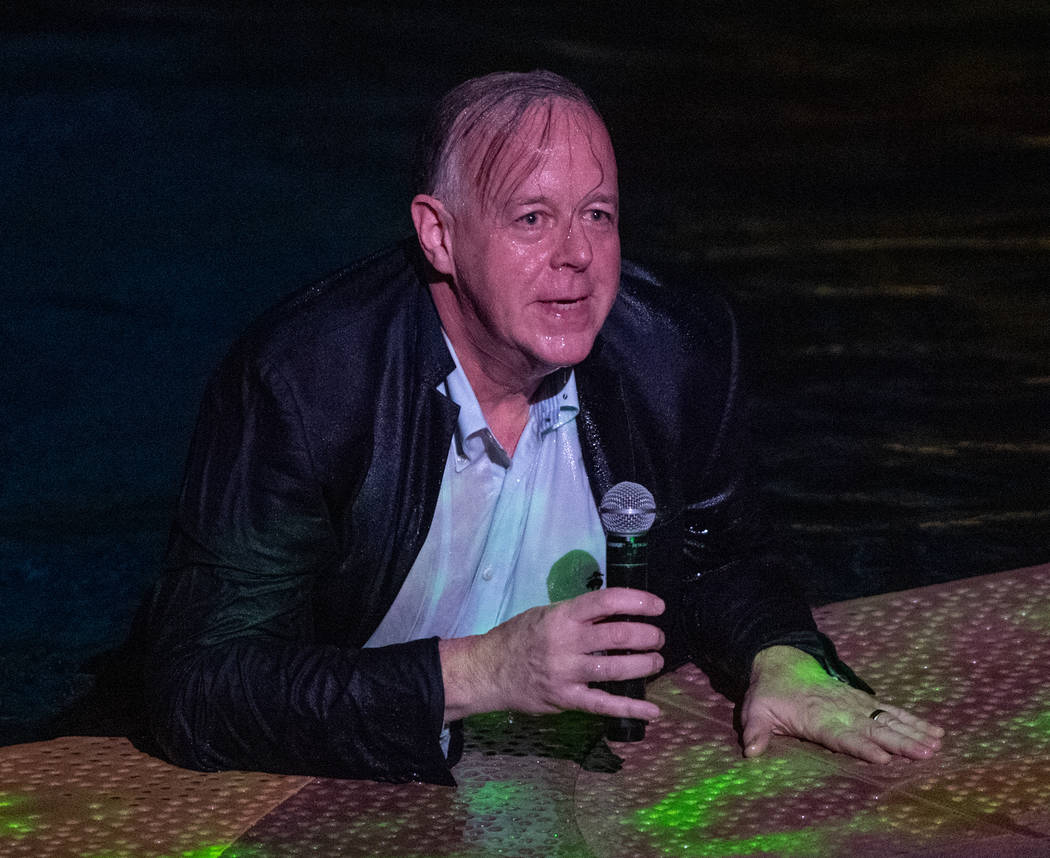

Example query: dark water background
[2,2,1048,744]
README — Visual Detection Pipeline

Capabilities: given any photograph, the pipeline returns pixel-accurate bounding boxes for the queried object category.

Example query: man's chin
[529,334,599,372]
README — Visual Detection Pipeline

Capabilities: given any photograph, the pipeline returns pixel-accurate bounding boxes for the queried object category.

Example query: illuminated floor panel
[575,562,1050,856]
[0,736,309,858]
[229,711,598,857]
[1,562,1047,856]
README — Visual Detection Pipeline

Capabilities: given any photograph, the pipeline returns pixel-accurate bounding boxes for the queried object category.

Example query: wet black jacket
[141,240,857,784]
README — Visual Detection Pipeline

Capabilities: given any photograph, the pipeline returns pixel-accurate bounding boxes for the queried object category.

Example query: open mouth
[536,297,592,327]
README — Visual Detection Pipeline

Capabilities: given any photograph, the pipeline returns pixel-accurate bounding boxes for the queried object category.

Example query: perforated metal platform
[574,562,1050,858]
[2,562,1048,857]
[0,735,309,857]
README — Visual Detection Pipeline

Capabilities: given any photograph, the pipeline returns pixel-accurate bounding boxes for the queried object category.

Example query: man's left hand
[741,645,945,763]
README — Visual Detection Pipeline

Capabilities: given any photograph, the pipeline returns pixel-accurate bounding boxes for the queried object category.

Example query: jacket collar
[402,239,457,389]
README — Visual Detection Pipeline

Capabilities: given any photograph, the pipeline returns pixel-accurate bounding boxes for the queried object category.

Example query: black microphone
[599,481,656,742]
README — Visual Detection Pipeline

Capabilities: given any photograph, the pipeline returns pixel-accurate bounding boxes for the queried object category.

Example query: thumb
[741,709,774,758]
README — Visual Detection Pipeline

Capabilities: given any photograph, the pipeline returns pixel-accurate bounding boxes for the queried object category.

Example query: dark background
[2,1,1048,745]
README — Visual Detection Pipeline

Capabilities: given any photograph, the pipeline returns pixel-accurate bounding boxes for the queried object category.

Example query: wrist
[439,634,501,721]
[751,645,827,683]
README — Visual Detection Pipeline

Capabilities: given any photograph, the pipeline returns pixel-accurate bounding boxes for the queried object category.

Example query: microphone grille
[599,482,656,535]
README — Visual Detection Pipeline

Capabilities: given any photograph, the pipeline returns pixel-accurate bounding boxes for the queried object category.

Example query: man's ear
[411,194,455,277]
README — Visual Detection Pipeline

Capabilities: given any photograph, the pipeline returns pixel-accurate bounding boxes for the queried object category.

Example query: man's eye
[587,209,613,223]
[518,212,541,226]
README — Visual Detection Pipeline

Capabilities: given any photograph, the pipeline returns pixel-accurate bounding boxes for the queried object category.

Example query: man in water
[140,70,943,783]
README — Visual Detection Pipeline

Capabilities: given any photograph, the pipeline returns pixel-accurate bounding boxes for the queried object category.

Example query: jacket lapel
[576,334,631,507]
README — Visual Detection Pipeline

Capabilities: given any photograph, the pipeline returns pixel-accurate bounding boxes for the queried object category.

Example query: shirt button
[481,567,494,581]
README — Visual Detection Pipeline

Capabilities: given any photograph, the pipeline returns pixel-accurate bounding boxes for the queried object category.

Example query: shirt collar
[533,367,580,436]
[439,333,580,471]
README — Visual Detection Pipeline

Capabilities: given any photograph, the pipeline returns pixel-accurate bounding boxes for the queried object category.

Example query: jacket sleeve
[670,297,872,700]
[141,347,455,784]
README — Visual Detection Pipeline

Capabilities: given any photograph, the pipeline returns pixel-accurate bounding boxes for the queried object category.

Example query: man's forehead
[465,100,616,210]
[516,100,608,148]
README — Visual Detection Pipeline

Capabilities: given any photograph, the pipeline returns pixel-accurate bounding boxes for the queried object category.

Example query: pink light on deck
[2,563,1048,856]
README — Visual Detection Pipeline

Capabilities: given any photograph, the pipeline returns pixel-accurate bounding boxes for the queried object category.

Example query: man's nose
[551,220,592,271]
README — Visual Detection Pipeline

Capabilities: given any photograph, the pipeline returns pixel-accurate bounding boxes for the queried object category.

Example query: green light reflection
[463,778,533,816]
[634,757,805,831]
[0,791,34,838]
[629,755,894,856]
[178,847,228,858]
[1012,708,1050,737]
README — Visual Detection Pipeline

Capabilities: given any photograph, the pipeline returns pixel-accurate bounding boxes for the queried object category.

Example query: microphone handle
[604,532,649,742]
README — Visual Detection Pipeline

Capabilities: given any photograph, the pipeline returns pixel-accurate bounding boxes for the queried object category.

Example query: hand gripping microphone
[599,481,657,742]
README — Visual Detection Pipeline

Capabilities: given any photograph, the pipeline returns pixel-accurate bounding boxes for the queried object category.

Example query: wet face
[441,101,620,387]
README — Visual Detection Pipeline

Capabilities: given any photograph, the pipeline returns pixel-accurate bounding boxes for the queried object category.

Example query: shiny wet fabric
[140,240,863,784]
